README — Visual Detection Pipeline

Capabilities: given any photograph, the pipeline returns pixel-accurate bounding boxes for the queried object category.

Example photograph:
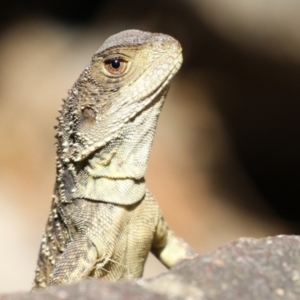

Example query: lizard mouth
[137,50,183,106]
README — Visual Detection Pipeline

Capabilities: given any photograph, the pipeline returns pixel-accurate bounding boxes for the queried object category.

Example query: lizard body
[33,29,196,288]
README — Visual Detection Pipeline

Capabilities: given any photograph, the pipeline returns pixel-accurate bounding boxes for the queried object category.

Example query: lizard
[33,29,196,289]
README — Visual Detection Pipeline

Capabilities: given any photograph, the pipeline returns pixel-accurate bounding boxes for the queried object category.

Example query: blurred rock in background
[0,0,299,293]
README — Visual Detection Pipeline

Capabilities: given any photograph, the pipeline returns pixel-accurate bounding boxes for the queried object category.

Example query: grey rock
[143,235,300,299]
[2,235,300,300]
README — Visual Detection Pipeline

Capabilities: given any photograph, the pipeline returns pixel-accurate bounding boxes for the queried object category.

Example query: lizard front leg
[151,215,197,268]
[50,237,97,285]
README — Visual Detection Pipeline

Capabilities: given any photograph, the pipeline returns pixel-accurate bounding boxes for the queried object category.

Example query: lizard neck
[56,91,167,205]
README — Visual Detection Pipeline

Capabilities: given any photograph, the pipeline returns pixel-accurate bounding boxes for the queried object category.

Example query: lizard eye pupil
[111,59,120,69]
[104,58,127,75]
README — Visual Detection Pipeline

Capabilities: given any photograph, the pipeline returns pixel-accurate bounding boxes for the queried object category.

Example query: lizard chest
[64,195,160,280]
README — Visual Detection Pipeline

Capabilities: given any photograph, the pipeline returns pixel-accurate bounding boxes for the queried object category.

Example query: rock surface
[0,280,176,300]
[2,235,300,300]
[144,235,300,299]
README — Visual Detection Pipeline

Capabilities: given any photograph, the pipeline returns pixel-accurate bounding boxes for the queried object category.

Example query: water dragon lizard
[33,29,196,288]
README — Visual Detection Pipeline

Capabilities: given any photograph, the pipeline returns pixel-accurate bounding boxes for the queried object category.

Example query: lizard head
[56,29,182,163]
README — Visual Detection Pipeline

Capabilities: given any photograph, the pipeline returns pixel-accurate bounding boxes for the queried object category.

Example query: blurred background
[1,0,300,293]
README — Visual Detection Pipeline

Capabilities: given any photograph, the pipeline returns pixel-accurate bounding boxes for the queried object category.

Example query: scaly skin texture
[33,29,196,289]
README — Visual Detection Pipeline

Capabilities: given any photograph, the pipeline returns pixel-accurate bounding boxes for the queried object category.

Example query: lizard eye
[104,58,127,75]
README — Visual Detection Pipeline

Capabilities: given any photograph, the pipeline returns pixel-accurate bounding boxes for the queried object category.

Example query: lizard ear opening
[82,107,96,124]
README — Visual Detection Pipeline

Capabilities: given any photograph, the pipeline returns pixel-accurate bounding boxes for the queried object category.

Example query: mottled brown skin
[33,29,196,289]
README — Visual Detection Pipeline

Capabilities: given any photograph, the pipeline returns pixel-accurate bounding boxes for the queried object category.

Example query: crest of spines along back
[54,89,78,199]
[55,90,80,163]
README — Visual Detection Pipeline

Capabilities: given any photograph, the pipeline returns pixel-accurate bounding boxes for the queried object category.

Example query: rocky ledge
[2,235,300,300]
